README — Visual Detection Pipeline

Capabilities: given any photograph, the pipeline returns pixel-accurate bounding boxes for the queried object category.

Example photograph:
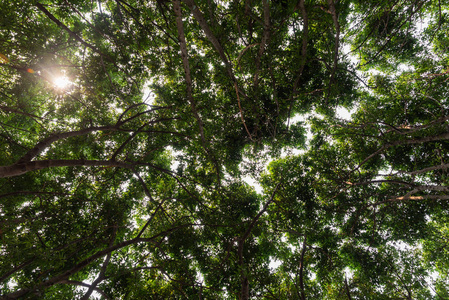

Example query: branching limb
[80,227,117,300]
[1,225,193,299]
[181,0,251,141]
[59,280,110,300]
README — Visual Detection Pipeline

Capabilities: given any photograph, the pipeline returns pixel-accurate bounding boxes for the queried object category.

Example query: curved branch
[16,126,118,164]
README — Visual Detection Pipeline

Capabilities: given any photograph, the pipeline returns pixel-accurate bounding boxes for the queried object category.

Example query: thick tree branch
[16,126,117,164]
[253,0,270,88]
[173,0,207,148]
[327,0,340,87]
[287,0,308,128]
[0,159,133,178]
[0,260,34,283]
[181,0,233,78]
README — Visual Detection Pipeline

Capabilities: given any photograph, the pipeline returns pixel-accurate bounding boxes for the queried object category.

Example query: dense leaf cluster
[1,0,449,299]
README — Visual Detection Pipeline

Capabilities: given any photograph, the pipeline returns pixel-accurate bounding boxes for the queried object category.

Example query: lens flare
[54,76,71,89]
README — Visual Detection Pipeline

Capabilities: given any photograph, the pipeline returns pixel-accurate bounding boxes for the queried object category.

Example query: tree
[1,0,448,299]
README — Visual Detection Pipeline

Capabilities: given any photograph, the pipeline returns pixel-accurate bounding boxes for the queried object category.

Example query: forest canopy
[1,0,449,299]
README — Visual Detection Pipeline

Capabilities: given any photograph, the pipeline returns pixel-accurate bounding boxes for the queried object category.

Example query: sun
[54,76,71,89]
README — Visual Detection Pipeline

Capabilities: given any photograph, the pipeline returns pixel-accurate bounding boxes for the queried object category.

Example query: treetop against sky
[1,0,449,299]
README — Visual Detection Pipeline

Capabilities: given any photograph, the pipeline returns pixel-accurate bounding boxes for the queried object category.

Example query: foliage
[1,0,449,299]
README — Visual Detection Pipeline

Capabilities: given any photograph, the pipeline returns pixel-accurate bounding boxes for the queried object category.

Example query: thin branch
[351,145,387,173]
[116,0,178,44]
[110,123,148,161]
[236,43,259,70]
[82,227,117,300]
[0,105,43,120]
[135,197,169,239]
[0,191,68,199]
[352,131,449,173]
[344,277,352,300]
[358,0,425,67]
[234,81,253,141]
[35,3,109,61]
[241,183,280,242]
[299,236,307,300]
[59,280,110,300]
[406,163,449,175]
